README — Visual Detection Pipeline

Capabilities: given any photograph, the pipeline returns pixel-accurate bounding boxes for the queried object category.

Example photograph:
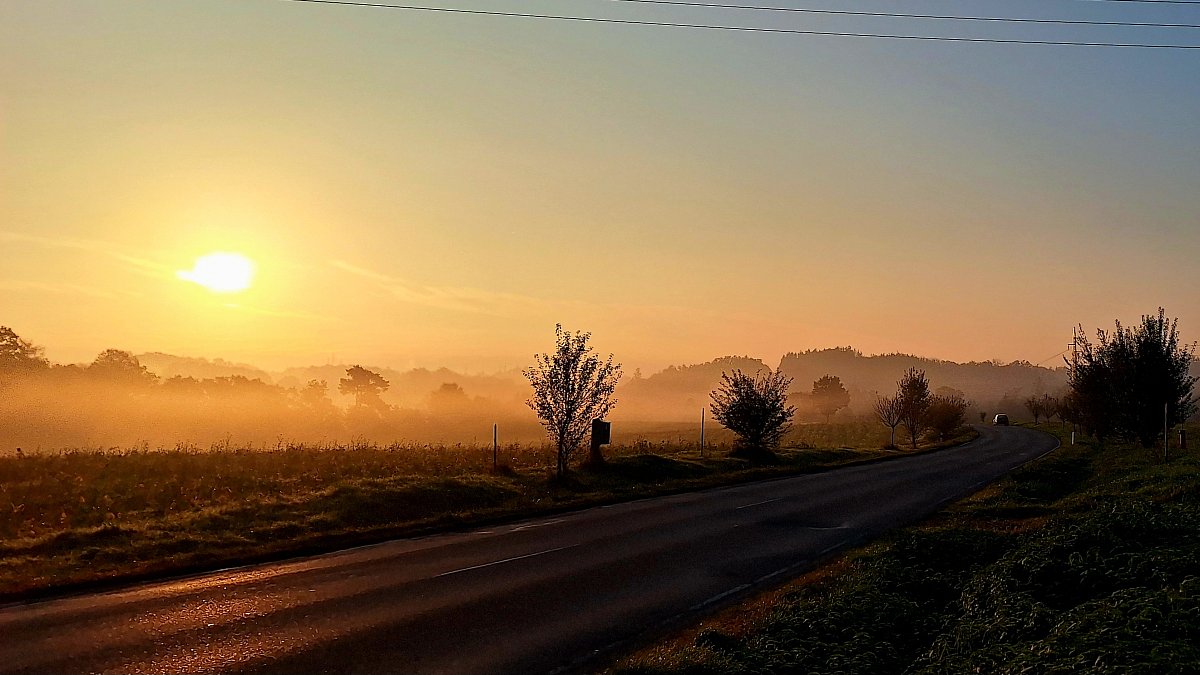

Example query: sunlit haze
[177,252,257,294]
[2,0,1197,372]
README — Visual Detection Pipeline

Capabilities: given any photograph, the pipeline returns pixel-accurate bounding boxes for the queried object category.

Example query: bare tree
[874,394,904,449]
[524,324,622,478]
[1024,395,1045,424]
[710,369,795,459]
[811,374,851,423]
[1040,394,1060,425]
[897,367,931,449]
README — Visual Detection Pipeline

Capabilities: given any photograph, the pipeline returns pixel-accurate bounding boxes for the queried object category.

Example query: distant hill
[619,356,770,421]
[136,353,273,382]
[615,348,1067,423]
[134,348,1076,424]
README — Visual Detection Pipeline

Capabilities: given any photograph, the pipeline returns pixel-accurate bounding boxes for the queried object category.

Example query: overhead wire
[278,0,1200,48]
[598,0,1200,29]
[1036,349,1071,367]
[1070,0,1200,4]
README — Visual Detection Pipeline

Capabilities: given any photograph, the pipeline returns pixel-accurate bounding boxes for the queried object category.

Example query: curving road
[0,425,1056,675]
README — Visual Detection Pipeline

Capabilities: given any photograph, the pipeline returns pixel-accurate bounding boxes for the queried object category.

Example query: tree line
[0,326,528,448]
[523,329,974,477]
[523,309,1197,477]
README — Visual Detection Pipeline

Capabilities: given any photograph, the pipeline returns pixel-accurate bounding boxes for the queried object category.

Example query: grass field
[609,424,1200,675]
[0,420,957,601]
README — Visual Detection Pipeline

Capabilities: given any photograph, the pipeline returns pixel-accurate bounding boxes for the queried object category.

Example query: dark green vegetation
[613,425,1200,675]
[1067,309,1197,446]
[0,423,973,601]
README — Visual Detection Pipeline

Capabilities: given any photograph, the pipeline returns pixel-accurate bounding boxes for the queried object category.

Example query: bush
[709,370,795,458]
[926,393,968,441]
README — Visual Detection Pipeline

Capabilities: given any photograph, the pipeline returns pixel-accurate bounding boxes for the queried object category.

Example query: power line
[1036,348,1071,366]
[279,0,1200,48]
[1075,0,1200,4]
[601,0,1200,29]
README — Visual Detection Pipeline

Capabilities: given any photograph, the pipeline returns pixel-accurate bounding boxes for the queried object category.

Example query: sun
[177,252,256,293]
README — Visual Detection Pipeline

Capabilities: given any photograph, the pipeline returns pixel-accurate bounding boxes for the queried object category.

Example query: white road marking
[735,497,783,510]
[754,561,808,584]
[689,584,751,611]
[510,518,565,532]
[436,545,579,577]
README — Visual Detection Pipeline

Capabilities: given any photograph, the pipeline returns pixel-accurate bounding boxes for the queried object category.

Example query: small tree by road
[874,394,904,449]
[898,368,931,449]
[1025,395,1046,424]
[524,324,622,478]
[811,374,851,423]
[710,369,795,460]
[1024,393,1059,426]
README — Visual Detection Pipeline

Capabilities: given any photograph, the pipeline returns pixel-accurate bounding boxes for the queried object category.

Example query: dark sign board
[591,419,611,445]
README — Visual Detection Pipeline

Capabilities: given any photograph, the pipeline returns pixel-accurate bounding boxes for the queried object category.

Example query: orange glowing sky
[2,1,1197,372]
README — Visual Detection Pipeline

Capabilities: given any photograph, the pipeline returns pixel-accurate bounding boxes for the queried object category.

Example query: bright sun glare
[177,252,256,293]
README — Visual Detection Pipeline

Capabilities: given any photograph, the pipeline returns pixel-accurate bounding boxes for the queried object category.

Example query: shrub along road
[0,426,1056,675]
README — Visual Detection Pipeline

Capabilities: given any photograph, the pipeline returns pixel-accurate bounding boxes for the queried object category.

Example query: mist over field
[0,333,1103,453]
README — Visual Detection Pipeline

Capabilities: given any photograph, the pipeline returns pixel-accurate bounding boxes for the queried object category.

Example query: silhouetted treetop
[88,349,158,385]
[1068,309,1196,446]
[0,326,49,373]
[339,365,391,410]
[811,374,851,422]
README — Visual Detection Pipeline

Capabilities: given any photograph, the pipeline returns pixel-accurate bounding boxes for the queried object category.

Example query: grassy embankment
[0,422,972,601]
[611,423,1200,675]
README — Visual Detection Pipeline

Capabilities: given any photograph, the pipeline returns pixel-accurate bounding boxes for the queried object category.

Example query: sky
[2,0,1198,373]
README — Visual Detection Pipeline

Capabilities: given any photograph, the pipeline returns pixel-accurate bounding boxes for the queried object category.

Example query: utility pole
[1075,324,1084,367]
[700,408,705,457]
[1164,402,1169,462]
[493,423,498,471]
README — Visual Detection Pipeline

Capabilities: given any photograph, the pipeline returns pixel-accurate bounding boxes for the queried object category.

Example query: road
[0,425,1057,675]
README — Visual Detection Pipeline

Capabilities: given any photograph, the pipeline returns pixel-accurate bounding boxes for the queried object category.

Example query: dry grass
[0,422,970,601]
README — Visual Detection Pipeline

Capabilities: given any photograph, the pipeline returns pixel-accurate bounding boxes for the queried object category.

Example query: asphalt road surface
[0,425,1057,675]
